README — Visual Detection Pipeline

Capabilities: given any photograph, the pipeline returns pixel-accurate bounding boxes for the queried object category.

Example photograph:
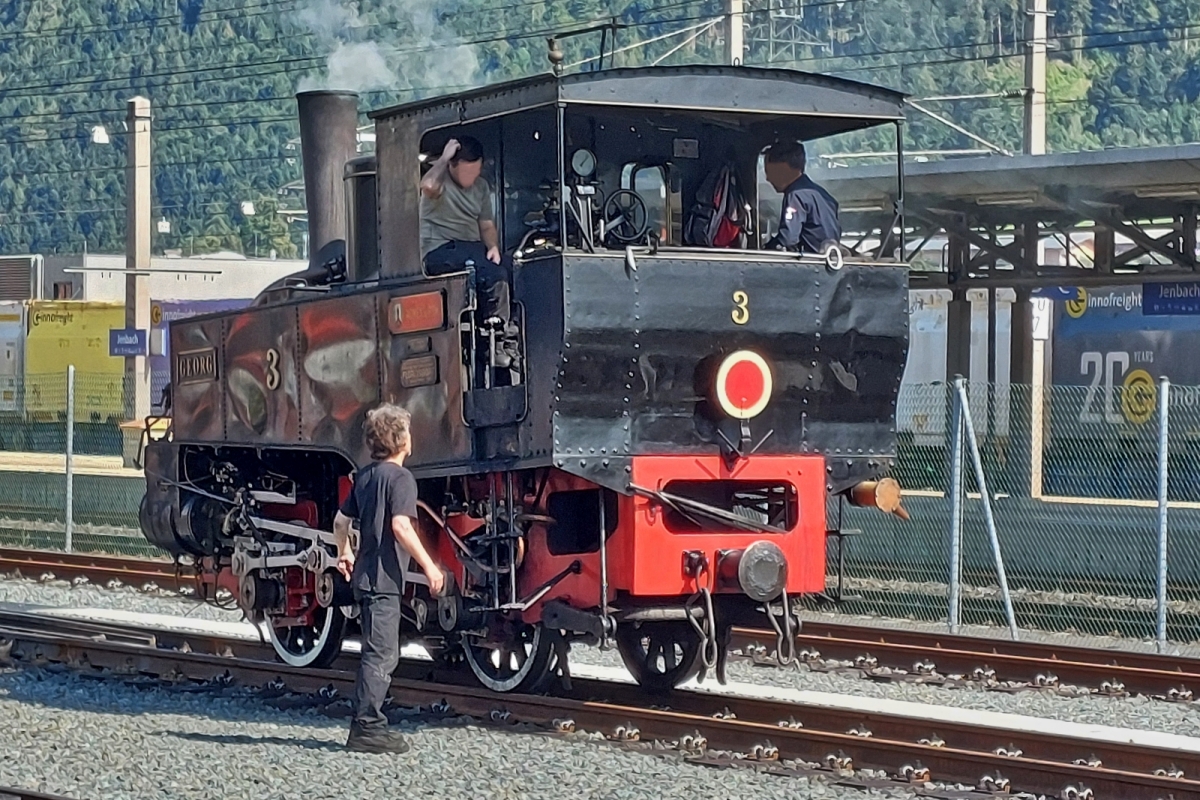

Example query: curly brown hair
[364,403,412,460]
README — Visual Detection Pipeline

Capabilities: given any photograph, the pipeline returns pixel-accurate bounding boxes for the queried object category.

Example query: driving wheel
[266,603,347,668]
[462,622,558,693]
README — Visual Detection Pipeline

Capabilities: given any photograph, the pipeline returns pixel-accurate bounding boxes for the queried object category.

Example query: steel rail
[0,547,183,587]
[0,788,84,800]
[1,611,1198,798]
[6,547,1200,698]
[6,548,1200,700]
[732,622,1200,698]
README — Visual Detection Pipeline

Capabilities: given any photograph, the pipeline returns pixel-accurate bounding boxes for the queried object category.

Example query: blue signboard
[1144,281,1200,315]
[109,328,147,357]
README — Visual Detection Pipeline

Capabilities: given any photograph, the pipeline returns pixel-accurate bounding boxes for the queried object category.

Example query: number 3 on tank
[265,348,281,391]
[731,290,750,325]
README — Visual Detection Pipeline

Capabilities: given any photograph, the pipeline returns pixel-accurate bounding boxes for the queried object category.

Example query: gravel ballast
[0,666,922,800]
[4,573,1200,750]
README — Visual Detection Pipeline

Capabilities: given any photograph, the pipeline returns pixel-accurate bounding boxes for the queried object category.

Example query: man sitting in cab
[762,141,841,254]
[420,137,513,340]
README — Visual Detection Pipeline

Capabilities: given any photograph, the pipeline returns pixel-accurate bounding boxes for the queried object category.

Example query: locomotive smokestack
[296,90,360,270]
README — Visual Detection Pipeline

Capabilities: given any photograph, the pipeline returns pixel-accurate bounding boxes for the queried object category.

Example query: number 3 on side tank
[265,348,281,390]
[731,290,750,325]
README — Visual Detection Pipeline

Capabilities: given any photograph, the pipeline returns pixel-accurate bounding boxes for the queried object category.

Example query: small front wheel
[615,621,702,693]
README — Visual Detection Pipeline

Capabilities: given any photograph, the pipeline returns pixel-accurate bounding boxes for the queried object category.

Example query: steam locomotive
[138,63,910,692]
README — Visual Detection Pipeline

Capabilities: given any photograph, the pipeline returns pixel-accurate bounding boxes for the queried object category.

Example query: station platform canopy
[812,144,1200,284]
[818,144,1200,225]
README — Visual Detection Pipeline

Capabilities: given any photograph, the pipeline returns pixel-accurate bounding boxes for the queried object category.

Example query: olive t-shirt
[338,461,419,595]
[419,176,494,258]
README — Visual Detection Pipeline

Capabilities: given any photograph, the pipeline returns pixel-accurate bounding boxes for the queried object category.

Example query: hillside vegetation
[0,0,1194,255]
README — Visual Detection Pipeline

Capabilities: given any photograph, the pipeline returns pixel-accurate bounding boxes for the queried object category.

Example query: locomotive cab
[140,65,911,693]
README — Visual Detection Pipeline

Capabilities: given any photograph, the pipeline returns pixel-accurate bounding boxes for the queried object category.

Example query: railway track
[730,622,1200,699]
[0,547,181,587]
[1,608,1198,798]
[0,789,80,800]
[6,548,1200,700]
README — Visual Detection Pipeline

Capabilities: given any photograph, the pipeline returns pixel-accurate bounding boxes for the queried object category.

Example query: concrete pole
[126,97,152,422]
[65,364,75,553]
[1023,0,1048,155]
[727,0,744,65]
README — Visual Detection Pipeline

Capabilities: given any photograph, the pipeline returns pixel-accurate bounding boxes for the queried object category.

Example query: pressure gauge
[571,148,596,177]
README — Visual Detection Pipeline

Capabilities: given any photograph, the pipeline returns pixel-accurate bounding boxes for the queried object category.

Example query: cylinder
[344,155,379,283]
[296,90,360,271]
[846,477,909,519]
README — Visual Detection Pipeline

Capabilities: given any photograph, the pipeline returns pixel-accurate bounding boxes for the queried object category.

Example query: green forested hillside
[0,0,1195,255]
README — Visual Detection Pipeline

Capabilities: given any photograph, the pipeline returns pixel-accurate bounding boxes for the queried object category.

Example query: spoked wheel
[602,189,649,244]
[462,622,558,693]
[266,604,347,668]
[615,621,702,693]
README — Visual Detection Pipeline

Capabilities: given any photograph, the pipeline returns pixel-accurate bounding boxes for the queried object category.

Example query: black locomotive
[139,63,909,692]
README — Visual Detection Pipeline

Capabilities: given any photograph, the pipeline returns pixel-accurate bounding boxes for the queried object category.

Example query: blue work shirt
[766,174,841,254]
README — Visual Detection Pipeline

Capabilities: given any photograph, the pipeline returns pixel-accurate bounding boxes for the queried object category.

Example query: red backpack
[684,164,749,248]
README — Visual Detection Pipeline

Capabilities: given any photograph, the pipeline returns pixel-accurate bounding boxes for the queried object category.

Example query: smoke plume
[297,0,480,95]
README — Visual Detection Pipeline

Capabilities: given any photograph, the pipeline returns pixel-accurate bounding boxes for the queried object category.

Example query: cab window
[621,164,673,245]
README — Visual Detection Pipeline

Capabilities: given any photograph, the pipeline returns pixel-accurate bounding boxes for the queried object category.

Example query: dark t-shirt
[766,174,841,254]
[338,461,419,595]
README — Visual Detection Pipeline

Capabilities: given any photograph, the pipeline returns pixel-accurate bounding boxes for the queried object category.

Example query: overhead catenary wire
[0,9,1193,112]
[4,2,1200,228]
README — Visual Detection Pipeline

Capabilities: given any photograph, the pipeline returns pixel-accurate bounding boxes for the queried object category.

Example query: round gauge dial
[571,148,596,177]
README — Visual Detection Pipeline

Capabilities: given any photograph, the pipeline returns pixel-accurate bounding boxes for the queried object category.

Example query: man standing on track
[333,403,445,754]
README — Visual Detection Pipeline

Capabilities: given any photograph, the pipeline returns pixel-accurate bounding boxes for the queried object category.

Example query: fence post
[957,378,1020,640]
[948,377,965,634]
[65,364,75,553]
[1156,376,1170,653]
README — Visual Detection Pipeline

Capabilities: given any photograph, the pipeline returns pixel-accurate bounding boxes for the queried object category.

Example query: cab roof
[370,65,906,138]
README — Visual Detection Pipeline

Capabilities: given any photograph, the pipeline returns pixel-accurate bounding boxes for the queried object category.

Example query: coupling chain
[685,586,720,674]
[765,589,797,668]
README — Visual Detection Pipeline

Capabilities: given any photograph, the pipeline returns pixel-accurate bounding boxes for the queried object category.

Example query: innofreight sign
[1046,285,1200,431]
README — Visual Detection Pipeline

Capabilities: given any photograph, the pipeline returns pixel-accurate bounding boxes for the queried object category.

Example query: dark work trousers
[353,591,403,730]
[424,241,512,322]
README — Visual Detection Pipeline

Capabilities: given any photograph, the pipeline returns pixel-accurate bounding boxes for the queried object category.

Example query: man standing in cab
[334,403,445,754]
[762,141,841,254]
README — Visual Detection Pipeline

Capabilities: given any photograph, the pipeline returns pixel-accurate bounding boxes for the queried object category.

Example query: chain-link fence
[4,368,1200,646]
[0,369,154,558]
[825,379,1200,649]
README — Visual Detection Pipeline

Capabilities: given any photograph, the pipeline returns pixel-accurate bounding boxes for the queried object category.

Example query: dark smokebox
[296,90,359,271]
